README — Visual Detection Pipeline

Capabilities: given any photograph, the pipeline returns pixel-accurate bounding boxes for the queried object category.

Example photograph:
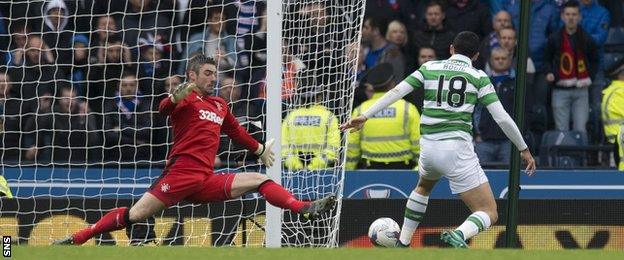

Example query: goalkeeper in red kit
[53,55,336,245]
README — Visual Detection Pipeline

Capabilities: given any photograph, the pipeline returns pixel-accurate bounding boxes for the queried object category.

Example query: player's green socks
[455,211,491,241]
[399,191,428,246]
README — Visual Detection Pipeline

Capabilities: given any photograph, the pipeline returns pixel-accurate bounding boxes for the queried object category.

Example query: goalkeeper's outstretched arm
[158,82,197,116]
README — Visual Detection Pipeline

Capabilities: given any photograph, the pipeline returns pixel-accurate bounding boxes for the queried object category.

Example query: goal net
[0,0,365,247]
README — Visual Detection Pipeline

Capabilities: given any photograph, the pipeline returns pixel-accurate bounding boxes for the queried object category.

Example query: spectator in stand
[38,0,75,75]
[579,0,610,115]
[5,21,31,68]
[352,43,373,109]
[412,1,456,59]
[237,7,267,85]
[217,73,264,169]
[120,0,171,48]
[90,16,119,64]
[488,28,536,83]
[445,0,492,39]
[0,72,22,162]
[138,32,171,95]
[386,20,417,76]
[356,43,367,81]
[231,0,265,58]
[164,75,183,93]
[102,73,153,162]
[0,9,7,65]
[71,34,90,97]
[361,15,405,80]
[475,47,516,165]
[503,0,560,109]
[544,0,599,134]
[602,59,624,168]
[417,47,438,68]
[25,86,101,163]
[475,10,513,69]
[597,0,622,28]
[365,0,421,31]
[181,7,236,74]
[413,46,438,112]
[23,92,53,162]
[8,36,61,114]
[174,0,239,56]
[62,0,111,33]
[88,35,135,114]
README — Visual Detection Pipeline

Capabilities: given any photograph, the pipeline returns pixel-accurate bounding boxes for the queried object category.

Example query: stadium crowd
[0,0,622,171]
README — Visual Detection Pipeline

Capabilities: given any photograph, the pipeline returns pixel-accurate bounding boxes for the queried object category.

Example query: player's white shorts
[418,138,488,194]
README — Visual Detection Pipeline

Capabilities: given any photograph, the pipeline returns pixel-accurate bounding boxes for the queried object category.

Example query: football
[368,217,400,247]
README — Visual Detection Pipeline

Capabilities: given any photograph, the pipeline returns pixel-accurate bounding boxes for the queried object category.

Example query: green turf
[9,247,624,260]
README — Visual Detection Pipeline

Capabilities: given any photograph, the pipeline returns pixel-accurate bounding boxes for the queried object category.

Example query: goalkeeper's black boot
[300,194,336,221]
[52,236,75,245]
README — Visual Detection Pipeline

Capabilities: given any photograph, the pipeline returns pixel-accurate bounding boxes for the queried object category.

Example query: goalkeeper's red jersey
[158,90,259,173]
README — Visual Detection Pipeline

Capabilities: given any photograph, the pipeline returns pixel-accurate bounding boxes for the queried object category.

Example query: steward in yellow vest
[603,59,624,168]
[347,63,420,169]
[282,86,340,170]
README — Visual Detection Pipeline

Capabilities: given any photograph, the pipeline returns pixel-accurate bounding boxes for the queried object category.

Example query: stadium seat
[603,27,624,74]
[539,130,588,168]
[529,104,549,134]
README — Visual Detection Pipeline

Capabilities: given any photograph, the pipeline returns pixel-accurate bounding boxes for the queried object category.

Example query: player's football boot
[52,236,75,245]
[300,194,336,220]
[395,240,410,248]
[440,230,469,248]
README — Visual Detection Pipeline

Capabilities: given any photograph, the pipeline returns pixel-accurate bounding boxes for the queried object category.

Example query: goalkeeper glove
[284,155,304,170]
[170,82,197,103]
[254,139,275,167]
[307,156,328,170]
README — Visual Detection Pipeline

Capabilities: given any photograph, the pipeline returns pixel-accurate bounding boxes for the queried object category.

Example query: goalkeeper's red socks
[72,207,129,245]
[258,180,309,213]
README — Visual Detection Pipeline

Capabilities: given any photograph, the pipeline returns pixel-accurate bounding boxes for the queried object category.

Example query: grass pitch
[9,247,624,260]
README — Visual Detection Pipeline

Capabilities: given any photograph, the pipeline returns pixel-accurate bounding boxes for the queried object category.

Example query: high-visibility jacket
[618,124,623,171]
[347,93,420,170]
[0,175,13,198]
[602,80,624,143]
[281,104,340,166]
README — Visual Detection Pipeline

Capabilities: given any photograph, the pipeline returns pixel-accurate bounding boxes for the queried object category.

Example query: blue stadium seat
[603,27,624,70]
[539,130,588,168]
[529,104,549,133]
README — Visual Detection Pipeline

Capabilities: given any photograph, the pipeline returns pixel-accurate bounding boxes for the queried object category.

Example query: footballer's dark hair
[452,31,481,58]
[186,54,217,76]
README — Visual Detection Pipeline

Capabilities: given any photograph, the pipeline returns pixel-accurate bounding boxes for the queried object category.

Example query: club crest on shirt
[160,183,170,193]
[215,102,223,111]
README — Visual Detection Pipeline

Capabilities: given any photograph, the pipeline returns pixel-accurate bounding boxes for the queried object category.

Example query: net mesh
[278,0,364,247]
[0,0,364,247]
